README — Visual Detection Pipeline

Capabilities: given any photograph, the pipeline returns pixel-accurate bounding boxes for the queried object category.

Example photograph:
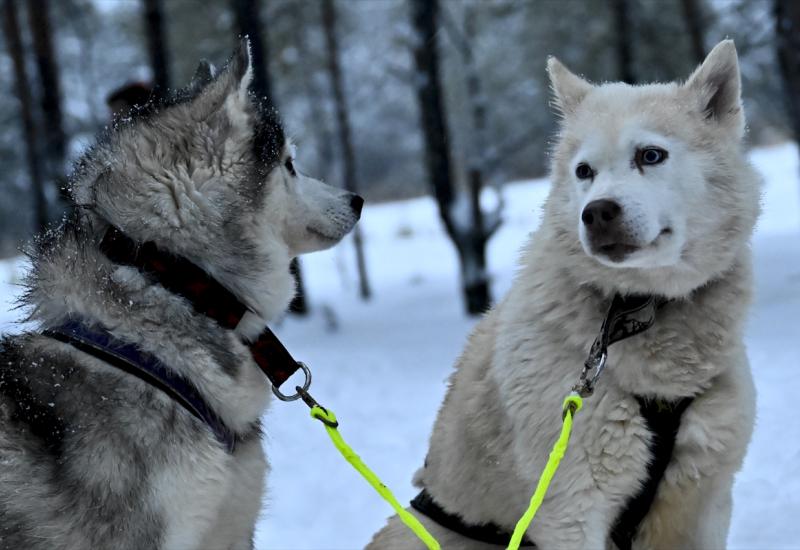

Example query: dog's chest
[153,439,267,549]
[579,392,653,496]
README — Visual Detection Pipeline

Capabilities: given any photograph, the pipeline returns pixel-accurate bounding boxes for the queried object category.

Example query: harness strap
[410,490,535,548]
[610,395,694,550]
[44,320,237,453]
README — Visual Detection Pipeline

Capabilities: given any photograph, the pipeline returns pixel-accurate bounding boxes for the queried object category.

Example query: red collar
[100,226,302,391]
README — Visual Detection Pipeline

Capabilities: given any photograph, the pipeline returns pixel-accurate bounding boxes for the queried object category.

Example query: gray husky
[0,40,361,550]
[370,40,759,549]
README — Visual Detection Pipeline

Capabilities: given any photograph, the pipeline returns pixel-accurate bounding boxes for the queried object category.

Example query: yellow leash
[309,405,442,550]
[507,393,583,549]
[308,395,582,550]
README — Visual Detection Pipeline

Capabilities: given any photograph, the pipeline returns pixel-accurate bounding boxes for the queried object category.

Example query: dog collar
[100,226,305,394]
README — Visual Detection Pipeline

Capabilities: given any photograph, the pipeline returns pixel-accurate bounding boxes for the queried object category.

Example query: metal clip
[271,361,312,402]
[572,349,608,398]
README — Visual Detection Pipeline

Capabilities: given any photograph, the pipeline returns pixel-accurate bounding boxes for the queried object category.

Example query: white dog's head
[70,39,362,326]
[545,40,761,297]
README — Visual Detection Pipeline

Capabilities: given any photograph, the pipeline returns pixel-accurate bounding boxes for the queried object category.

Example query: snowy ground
[1,143,799,549]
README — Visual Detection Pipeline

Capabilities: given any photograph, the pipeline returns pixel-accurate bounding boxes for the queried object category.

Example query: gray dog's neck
[23,218,272,432]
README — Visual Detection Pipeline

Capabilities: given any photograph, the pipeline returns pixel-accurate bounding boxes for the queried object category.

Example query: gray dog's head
[69,39,362,327]
[544,40,761,297]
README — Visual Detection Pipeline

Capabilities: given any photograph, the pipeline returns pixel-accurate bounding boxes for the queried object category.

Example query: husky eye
[637,147,668,167]
[575,162,595,181]
[284,158,297,177]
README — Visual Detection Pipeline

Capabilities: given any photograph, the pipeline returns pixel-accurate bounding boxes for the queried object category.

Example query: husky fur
[0,40,361,550]
[369,40,759,549]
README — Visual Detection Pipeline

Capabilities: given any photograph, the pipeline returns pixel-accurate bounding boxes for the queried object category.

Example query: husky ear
[547,57,593,116]
[219,37,254,96]
[184,60,216,95]
[191,60,216,87]
[683,40,743,135]
[186,38,253,119]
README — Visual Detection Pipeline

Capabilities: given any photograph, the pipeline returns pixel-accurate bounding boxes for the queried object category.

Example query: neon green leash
[309,405,441,550]
[306,392,581,550]
[507,393,583,549]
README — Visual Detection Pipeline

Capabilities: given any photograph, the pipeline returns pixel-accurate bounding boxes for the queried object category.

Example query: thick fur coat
[0,41,360,550]
[370,40,759,549]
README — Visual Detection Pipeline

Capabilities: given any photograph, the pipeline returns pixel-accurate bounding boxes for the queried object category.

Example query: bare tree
[775,0,800,153]
[142,0,170,93]
[322,0,371,300]
[3,0,48,233]
[231,0,309,314]
[409,0,499,315]
[27,0,67,210]
[613,0,635,83]
[680,0,707,64]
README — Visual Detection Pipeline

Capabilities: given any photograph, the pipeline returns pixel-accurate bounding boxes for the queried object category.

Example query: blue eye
[638,147,668,166]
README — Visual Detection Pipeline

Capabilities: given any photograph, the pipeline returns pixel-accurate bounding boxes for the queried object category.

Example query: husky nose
[350,194,364,218]
[582,200,621,229]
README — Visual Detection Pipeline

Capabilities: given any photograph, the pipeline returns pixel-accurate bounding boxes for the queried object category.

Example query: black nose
[581,199,621,228]
[350,194,364,218]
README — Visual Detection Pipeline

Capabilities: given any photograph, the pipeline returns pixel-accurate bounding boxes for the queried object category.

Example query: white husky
[369,40,759,549]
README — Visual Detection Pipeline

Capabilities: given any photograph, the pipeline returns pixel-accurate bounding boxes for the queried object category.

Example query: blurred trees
[680,0,707,63]
[322,0,371,300]
[27,0,66,209]
[410,0,499,315]
[2,0,47,234]
[0,0,794,285]
[613,0,636,83]
[142,0,170,93]
[775,0,800,153]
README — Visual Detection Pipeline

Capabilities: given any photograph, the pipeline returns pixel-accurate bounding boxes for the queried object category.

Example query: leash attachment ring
[271,361,312,402]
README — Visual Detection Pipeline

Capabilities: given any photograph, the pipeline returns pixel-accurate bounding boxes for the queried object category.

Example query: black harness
[43,226,305,453]
[411,294,695,549]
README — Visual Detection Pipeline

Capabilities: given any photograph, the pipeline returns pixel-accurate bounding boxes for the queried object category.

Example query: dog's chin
[582,230,682,269]
[301,225,350,253]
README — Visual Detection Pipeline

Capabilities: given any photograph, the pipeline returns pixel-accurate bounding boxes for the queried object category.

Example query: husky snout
[581,199,637,262]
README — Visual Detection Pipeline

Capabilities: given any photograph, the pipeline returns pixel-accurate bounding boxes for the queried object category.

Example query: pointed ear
[185,60,216,95]
[683,40,743,135]
[185,38,254,119]
[547,57,593,116]
[191,60,216,86]
[214,37,253,99]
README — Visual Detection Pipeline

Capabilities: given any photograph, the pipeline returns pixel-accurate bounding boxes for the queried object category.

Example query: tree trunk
[3,0,48,233]
[679,0,706,64]
[775,0,800,212]
[27,0,68,210]
[322,0,371,300]
[230,0,308,314]
[612,0,635,84]
[409,0,491,315]
[142,0,170,93]
[775,0,800,145]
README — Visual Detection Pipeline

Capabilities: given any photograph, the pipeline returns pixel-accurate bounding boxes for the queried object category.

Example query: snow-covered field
[1,144,798,549]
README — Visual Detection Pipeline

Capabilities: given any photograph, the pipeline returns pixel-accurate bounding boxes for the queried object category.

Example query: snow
[1,143,799,549]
